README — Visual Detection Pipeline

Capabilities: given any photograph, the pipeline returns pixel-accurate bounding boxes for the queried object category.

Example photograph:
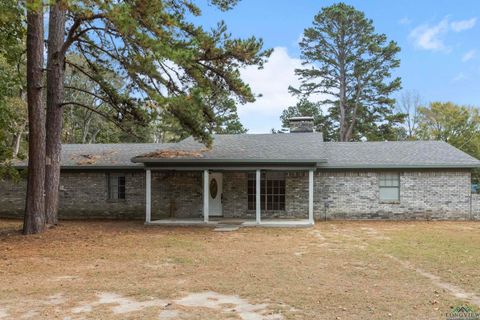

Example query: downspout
[470,192,473,221]
[469,169,473,221]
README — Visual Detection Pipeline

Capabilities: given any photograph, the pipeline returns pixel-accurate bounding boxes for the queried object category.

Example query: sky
[192,0,480,133]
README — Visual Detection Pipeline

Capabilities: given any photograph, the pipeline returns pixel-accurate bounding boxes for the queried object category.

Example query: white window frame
[107,173,126,200]
[379,173,400,202]
[248,172,286,212]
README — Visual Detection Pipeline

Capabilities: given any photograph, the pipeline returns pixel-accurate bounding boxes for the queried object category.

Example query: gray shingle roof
[14,143,172,169]
[322,141,480,168]
[12,134,480,169]
[132,133,326,164]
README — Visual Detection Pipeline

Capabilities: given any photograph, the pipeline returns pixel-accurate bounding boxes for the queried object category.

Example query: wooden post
[146,169,151,223]
[309,169,314,224]
[256,169,261,224]
[203,170,209,223]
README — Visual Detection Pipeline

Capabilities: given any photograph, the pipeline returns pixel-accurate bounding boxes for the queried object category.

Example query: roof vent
[288,116,315,133]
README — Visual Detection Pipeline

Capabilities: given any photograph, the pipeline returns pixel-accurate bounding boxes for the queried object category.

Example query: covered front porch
[142,165,317,228]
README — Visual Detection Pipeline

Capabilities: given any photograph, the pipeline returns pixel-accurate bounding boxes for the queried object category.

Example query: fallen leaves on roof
[73,151,118,165]
[75,154,101,165]
[139,149,208,159]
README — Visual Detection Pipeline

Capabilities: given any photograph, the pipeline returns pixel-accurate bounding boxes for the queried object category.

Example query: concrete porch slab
[145,218,313,228]
[213,225,240,232]
[242,219,313,228]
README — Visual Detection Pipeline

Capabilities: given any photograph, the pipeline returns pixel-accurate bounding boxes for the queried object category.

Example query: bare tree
[396,90,422,139]
[23,0,46,234]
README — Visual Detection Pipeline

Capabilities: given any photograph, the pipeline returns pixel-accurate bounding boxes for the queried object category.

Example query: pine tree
[290,3,402,141]
[41,0,271,225]
[24,0,46,234]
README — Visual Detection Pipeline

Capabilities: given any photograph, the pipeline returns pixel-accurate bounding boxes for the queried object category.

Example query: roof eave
[132,157,327,165]
[318,163,480,169]
[13,165,144,170]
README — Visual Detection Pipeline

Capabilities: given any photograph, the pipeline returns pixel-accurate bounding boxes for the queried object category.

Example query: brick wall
[314,170,472,220]
[222,172,250,218]
[0,168,475,221]
[0,170,146,219]
[59,171,146,219]
[0,178,27,218]
[151,171,203,220]
[285,172,308,218]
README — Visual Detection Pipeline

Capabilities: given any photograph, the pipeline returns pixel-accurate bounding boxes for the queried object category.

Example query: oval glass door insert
[210,178,218,198]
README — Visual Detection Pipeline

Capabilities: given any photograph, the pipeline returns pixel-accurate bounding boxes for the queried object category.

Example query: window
[108,173,126,200]
[248,172,286,211]
[379,173,400,202]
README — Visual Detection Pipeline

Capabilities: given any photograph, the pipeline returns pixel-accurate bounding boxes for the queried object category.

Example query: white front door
[208,173,223,216]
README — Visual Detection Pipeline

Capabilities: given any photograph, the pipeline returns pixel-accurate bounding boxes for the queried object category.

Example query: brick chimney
[288,116,315,133]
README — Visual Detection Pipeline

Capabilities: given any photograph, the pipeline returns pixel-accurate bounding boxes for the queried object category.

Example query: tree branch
[60,101,142,139]
[64,85,110,105]
[61,13,106,55]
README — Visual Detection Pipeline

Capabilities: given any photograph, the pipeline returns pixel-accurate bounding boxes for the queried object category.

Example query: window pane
[267,180,273,190]
[391,176,400,187]
[247,176,255,209]
[248,172,286,211]
[267,196,273,210]
[118,176,125,199]
[380,187,399,201]
[108,175,117,199]
[379,176,387,187]
[380,173,399,187]
[248,195,255,210]
[108,174,126,200]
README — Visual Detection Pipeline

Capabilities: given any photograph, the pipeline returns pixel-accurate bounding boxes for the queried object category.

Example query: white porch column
[256,169,261,224]
[308,169,314,224]
[203,170,209,223]
[145,169,151,223]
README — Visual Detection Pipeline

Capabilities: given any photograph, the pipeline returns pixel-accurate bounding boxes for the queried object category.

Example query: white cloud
[409,18,450,51]
[452,72,468,82]
[399,17,412,25]
[239,47,303,118]
[409,17,477,52]
[451,18,477,32]
[462,49,476,62]
[238,47,330,132]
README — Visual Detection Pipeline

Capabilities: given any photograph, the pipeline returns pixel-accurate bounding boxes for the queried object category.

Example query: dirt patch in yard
[385,254,480,307]
[0,220,479,319]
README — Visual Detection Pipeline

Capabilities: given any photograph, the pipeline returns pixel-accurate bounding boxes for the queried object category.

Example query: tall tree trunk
[11,128,24,158]
[90,128,101,144]
[23,0,46,235]
[338,36,347,142]
[45,0,66,226]
[81,111,93,144]
[12,90,27,158]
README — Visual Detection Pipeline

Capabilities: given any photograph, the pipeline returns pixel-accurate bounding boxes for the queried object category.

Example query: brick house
[2,118,480,226]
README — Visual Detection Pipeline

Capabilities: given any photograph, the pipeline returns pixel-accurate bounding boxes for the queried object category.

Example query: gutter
[131,157,328,165]
[13,161,480,170]
[317,163,480,169]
